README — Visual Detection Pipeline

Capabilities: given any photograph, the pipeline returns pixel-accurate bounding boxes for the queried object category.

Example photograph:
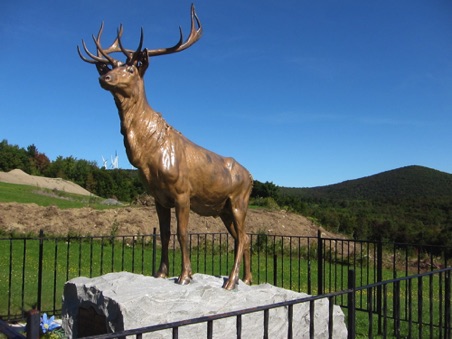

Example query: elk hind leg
[154,202,171,279]
[221,205,252,290]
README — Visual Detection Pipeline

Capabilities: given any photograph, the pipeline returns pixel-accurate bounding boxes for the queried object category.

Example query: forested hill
[276,166,452,247]
[281,166,452,202]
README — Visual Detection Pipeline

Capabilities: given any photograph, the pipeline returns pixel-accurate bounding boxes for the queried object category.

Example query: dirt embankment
[0,169,341,238]
[0,202,341,238]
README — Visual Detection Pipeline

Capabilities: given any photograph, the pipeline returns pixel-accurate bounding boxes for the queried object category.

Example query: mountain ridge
[281,165,452,201]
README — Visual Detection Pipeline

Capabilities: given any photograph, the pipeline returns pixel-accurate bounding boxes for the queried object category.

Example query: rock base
[62,272,347,338]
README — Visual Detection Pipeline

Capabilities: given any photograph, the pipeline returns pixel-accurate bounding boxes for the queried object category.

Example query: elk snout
[99,74,115,90]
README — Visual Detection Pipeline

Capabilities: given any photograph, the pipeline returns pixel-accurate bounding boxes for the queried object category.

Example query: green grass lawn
[0,181,111,209]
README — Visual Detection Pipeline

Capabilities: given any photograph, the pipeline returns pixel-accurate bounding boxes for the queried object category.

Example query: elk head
[77,4,202,98]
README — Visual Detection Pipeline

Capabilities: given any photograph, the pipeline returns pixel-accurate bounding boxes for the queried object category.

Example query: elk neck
[110,85,171,167]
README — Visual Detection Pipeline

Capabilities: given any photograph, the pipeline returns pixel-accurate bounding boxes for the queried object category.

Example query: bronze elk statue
[78,5,253,290]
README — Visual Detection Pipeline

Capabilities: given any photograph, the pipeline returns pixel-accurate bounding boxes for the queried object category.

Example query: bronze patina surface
[78,5,253,290]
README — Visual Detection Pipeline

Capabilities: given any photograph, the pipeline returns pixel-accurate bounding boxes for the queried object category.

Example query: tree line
[0,140,145,201]
[0,139,276,204]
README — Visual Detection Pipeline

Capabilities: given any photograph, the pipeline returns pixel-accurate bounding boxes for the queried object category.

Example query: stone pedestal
[62,272,347,338]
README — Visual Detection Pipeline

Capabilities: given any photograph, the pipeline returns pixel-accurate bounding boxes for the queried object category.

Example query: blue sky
[1,1,451,187]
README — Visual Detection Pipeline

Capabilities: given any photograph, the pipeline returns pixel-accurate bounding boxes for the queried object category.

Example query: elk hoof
[242,278,252,286]
[223,278,238,290]
[154,271,168,279]
[177,275,191,285]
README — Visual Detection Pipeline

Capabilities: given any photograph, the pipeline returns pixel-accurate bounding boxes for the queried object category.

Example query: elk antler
[77,4,202,67]
[146,4,202,57]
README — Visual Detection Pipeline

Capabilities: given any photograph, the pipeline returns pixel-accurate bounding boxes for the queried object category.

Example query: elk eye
[127,66,134,74]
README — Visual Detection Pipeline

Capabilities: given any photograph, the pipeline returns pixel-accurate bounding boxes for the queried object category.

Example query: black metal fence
[0,229,451,337]
[82,267,452,338]
[3,268,451,338]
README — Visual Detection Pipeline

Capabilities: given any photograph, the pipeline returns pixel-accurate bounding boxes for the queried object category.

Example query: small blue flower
[40,313,60,334]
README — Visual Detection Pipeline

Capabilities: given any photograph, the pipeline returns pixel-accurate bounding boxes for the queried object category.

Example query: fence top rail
[1,231,450,252]
[353,266,452,293]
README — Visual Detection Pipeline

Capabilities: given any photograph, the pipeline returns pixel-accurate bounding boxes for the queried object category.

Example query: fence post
[445,269,451,339]
[152,227,157,276]
[376,240,383,335]
[317,230,323,295]
[37,229,44,312]
[26,309,40,339]
[393,280,400,337]
[347,269,356,339]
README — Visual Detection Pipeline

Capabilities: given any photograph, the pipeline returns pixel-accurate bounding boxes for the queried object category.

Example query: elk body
[78,5,253,290]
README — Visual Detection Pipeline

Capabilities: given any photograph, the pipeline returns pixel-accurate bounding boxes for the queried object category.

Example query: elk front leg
[175,200,192,285]
[154,202,171,279]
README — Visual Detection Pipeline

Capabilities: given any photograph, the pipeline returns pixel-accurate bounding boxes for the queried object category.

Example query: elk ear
[136,50,149,77]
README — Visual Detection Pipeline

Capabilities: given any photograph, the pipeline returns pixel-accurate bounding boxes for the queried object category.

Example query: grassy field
[0,181,111,209]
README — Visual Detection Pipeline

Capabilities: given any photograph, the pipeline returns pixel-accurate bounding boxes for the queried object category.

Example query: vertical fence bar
[263,309,269,339]
[99,237,104,275]
[26,309,40,339]
[429,272,433,337]
[37,229,44,311]
[298,237,301,292]
[236,314,242,339]
[78,238,82,277]
[367,287,373,338]
[317,230,323,295]
[121,236,125,271]
[207,320,213,339]
[377,240,383,335]
[418,276,423,338]
[226,233,229,275]
[445,270,451,339]
[141,236,145,274]
[393,280,400,337]
[211,234,215,275]
[288,304,293,339]
[132,236,136,273]
[265,234,269,283]
[328,296,334,339]
[7,238,13,319]
[273,255,278,287]
[347,269,356,339]
[196,234,200,273]
[21,239,26,317]
[219,233,222,275]
[310,299,315,338]
[307,238,312,295]
[152,227,157,276]
[383,284,388,337]
[204,234,207,274]
[89,237,93,277]
[289,237,293,290]
[111,236,115,273]
[256,234,261,285]
[408,278,413,339]
[281,236,284,288]
[52,239,58,315]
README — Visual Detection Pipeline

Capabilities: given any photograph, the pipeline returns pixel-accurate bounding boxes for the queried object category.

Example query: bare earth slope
[0,169,92,196]
[0,170,339,238]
